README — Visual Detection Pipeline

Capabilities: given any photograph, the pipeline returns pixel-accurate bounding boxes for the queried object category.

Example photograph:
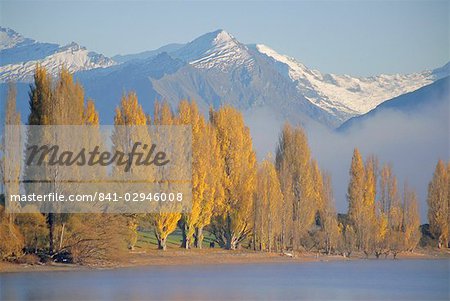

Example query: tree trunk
[158,237,167,250]
[34,233,38,254]
[194,227,203,249]
[59,222,65,251]
[47,213,54,255]
[180,222,188,249]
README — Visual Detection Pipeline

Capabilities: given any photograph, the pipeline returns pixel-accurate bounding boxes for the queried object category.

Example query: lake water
[1,259,448,301]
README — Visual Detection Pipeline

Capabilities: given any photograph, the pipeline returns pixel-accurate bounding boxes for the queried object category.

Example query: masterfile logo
[4,125,192,214]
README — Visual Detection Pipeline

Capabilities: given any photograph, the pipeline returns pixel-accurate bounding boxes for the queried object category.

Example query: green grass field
[135,228,217,250]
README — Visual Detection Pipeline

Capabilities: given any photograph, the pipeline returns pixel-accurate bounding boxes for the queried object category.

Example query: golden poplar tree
[193,122,223,248]
[176,100,222,249]
[361,157,377,256]
[210,106,256,250]
[427,160,449,248]
[403,184,421,251]
[151,101,182,250]
[276,123,315,251]
[2,83,22,220]
[0,83,25,258]
[25,66,86,255]
[112,92,149,250]
[347,148,365,251]
[254,156,283,252]
[387,174,403,257]
[311,160,325,223]
[373,207,388,258]
[320,173,340,255]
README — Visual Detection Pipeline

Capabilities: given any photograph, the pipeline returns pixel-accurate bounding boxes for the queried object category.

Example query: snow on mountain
[0,27,34,50]
[172,30,254,71]
[0,27,60,66]
[338,76,450,131]
[1,27,448,128]
[0,27,115,82]
[255,44,449,121]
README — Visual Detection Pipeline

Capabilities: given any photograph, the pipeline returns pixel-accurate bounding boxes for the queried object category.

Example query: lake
[1,259,448,301]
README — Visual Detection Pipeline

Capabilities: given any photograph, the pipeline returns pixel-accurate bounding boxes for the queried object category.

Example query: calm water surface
[1,259,448,301]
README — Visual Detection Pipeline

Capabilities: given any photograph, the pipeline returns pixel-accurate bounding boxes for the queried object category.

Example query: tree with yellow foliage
[176,100,222,249]
[347,148,366,251]
[2,83,21,222]
[112,91,149,250]
[210,106,256,250]
[361,157,377,256]
[403,184,421,252]
[25,66,86,255]
[320,173,340,255]
[386,174,403,258]
[427,160,449,248]
[151,101,182,250]
[373,209,388,258]
[0,83,24,259]
[193,122,223,248]
[276,123,315,251]
[311,160,325,223]
[253,156,283,252]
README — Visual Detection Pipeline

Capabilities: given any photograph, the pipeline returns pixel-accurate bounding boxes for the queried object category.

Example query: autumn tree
[346,148,366,251]
[253,156,283,252]
[320,173,340,255]
[151,101,182,250]
[210,106,256,250]
[403,184,421,251]
[112,91,149,250]
[427,160,449,248]
[0,83,24,259]
[361,157,377,256]
[337,223,356,257]
[311,160,325,225]
[176,100,222,249]
[193,122,222,248]
[386,173,403,258]
[1,83,22,222]
[24,66,120,259]
[276,123,315,251]
[0,201,24,259]
[15,205,48,254]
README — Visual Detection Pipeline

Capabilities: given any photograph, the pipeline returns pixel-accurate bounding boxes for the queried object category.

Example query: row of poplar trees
[0,66,448,263]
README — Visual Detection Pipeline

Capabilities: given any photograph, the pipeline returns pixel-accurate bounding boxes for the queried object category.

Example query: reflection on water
[1,259,448,301]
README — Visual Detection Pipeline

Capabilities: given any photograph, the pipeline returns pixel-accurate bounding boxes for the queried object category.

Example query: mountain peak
[172,29,253,71]
[0,26,34,50]
[60,41,85,52]
[210,29,234,42]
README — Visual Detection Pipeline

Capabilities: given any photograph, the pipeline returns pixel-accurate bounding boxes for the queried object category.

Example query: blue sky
[0,0,448,76]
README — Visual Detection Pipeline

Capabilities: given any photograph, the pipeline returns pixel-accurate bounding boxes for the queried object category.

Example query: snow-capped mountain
[1,27,448,129]
[0,27,35,50]
[338,76,450,131]
[171,29,255,71]
[75,30,333,127]
[0,27,115,82]
[255,44,449,121]
[105,29,449,124]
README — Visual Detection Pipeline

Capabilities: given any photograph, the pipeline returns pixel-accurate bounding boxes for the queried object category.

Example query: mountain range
[1,27,448,129]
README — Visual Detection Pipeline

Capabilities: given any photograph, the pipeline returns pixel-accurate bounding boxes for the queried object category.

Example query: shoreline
[1,248,448,274]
